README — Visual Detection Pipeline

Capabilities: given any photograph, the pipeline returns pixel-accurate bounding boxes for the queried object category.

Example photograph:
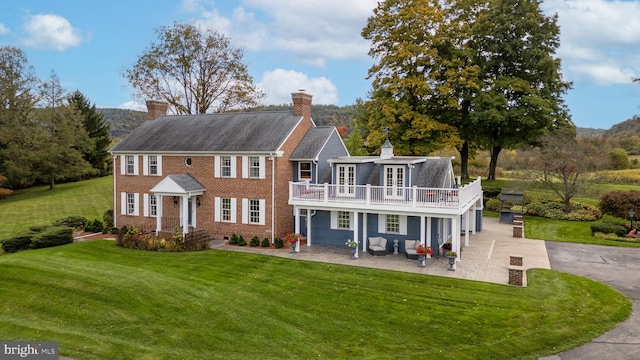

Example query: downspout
[313,160,318,184]
[113,155,118,228]
[270,153,276,244]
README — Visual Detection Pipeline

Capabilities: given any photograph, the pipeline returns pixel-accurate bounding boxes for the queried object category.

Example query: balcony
[289,177,482,214]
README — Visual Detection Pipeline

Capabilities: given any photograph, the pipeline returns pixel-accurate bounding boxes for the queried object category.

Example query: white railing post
[366,184,371,204]
[412,186,417,207]
[324,183,329,202]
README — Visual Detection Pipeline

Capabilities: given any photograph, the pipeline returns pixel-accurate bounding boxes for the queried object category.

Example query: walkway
[209,217,551,285]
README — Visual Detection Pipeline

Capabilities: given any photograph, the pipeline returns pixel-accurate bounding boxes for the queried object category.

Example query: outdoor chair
[367,236,388,256]
[404,239,420,260]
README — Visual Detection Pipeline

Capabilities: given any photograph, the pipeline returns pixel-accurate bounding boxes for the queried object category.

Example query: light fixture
[196,196,201,207]
[173,196,178,205]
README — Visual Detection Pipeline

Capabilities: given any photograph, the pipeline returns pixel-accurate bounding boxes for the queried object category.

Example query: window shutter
[134,193,140,215]
[120,156,125,175]
[242,156,248,178]
[230,198,237,223]
[214,156,220,177]
[241,198,248,224]
[259,199,266,225]
[378,214,385,233]
[230,156,237,178]
[156,156,162,176]
[120,192,126,215]
[330,211,337,229]
[259,156,265,179]
[214,197,221,222]
[143,194,149,216]
[133,156,139,175]
[143,156,149,176]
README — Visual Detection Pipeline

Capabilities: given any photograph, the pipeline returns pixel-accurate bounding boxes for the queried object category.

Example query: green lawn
[0,176,113,239]
[0,241,630,359]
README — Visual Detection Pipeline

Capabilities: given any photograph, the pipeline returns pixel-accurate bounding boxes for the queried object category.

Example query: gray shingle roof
[413,158,452,188]
[290,126,336,160]
[169,174,205,192]
[110,111,302,153]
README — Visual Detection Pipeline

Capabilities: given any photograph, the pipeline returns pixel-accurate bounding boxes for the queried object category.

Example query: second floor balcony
[289,177,482,214]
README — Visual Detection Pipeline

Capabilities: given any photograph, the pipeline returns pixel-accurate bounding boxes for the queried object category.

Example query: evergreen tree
[68,90,112,176]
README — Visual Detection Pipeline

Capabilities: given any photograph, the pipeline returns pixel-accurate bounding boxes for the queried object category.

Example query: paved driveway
[541,242,640,360]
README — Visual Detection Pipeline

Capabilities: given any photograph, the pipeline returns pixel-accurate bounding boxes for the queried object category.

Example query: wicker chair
[367,236,388,256]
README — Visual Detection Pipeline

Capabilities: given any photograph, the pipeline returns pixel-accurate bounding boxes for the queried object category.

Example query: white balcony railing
[289,176,482,211]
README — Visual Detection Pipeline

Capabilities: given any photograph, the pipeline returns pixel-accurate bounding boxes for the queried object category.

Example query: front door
[384,165,404,199]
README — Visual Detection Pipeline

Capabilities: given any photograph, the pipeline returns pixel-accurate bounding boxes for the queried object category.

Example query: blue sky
[1,0,639,130]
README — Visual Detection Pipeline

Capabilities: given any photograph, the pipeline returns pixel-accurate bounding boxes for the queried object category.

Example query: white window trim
[298,162,312,180]
[241,198,265,225]
[121,192,139,216]
[378,214,407,235]
[143,155,162,176]
[242,156,265,179]
[143,194,157,217]
[331,211,353,230]
[215,155,237,178]
[121,155,139,175]
[214,197,237,223]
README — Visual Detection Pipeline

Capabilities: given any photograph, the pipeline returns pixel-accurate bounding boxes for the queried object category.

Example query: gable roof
[290,126,337,160]
[150,174,205,195]
[110,111,302,153]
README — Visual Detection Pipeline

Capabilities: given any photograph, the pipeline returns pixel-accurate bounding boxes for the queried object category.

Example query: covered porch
[150,174,205,236]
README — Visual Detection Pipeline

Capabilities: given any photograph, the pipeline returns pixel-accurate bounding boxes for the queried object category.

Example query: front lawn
[0,241,630,359]
[525,216,640,248]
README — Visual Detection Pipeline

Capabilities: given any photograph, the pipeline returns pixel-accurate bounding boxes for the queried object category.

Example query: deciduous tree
[124,21,264,114]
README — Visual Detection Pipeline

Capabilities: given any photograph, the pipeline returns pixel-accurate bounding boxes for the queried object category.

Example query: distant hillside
[99,104,357,140]
[604,115,640,139]
[576,127,607,138]
[98,108,147,139]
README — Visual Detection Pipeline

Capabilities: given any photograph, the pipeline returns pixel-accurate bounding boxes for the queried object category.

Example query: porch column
[155,194,162,235]
[353,211,359,258]
[464,210,470,247]
[191,197,197,229]
[420,216,426,245]
[470,203,477,233]
[362,212,368,251]
[451,216,460,262]
[294,206,300,234]
[181,196,188,236]
[306,208,312,246]
[426,216,432,248]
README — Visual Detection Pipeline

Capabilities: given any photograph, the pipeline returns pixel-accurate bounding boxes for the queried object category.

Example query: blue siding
[317,132,348,183]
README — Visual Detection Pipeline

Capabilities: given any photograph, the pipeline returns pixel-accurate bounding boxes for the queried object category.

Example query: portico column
[181,196,188,235]
[155,194,162,235]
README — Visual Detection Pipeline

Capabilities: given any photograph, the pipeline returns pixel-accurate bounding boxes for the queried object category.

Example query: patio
[209,217,551,286]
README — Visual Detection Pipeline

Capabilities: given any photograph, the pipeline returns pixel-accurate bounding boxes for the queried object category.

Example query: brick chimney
[145,100,169,120]
[291,89,312,119]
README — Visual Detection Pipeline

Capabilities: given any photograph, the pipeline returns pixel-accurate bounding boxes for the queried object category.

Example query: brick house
[109,90,340,241]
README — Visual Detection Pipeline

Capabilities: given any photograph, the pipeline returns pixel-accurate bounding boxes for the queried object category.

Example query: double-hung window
[241,198,265,225]
[149,195,157,216]
[222,198,232,221]
[148,156,158,175]
[127,193,136,215]
[215,197,237,223]
[249,156,260,178]
[221,156,232,177]
[249,199,261,224]
[126,155,135,175]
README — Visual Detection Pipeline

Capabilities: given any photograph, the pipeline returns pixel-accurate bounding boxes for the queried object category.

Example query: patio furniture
[367,236,388,256]
[404,239,420,260]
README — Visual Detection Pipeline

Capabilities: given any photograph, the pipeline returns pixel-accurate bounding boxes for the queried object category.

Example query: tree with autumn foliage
[0,174,12,197]
[359,0,571,180]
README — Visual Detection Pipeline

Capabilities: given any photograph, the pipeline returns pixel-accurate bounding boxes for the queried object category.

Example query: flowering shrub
[115,226,208,252]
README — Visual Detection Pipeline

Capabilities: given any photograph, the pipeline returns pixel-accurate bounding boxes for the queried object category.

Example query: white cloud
[190,0,377,67]
[21,14,84,51]
[0,23,10,35]
[543,0,640,85]
[257,69,339,105]
[120,101,146,112]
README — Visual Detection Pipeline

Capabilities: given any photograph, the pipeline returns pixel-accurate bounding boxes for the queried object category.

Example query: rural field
[0,176,635,359]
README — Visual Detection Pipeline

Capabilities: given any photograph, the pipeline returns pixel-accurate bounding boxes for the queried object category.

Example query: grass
[0,241,630,359]
[0,176,113,239]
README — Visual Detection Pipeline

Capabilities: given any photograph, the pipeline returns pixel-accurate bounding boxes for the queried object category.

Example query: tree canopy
[124,21,264,114]
[359,0,572,179]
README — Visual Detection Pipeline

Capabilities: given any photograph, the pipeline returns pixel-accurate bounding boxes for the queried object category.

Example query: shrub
[250,236,260,247]
[274,237,284,249]
[30,226,73,249]
[1,233,33,253]
[261,238,270,247]
[599,190,640,219]
[84,219,104,233]
[485,198,501,212]
[229,233,238,245]
[525,198,601,221]
[590,223,627,237]
[53,215,87,229]
[103,209,114,229]
[29,224,50,232]
[237,235,246,246]
[483,187,502,198]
